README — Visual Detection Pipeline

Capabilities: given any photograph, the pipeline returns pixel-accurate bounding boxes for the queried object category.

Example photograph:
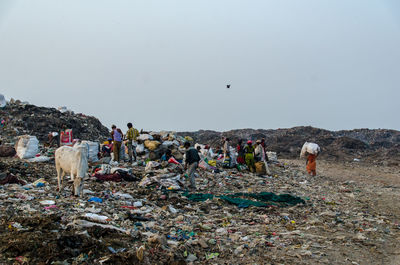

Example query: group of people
[221,138,269,173]
[105,123,139,163]
[102,127,318,190]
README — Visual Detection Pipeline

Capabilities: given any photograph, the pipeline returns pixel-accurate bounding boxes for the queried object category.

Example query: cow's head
[73,176,83,197]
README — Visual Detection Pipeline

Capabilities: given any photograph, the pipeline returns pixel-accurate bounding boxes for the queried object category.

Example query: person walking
[111,125,123,163]
[184,142,201,190]
[222,138,230,160]
[126,122,139,162]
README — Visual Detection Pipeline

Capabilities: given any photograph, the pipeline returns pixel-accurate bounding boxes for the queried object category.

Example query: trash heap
[0,147,399,264]
[0,100,109,143]
[0,100,399,264]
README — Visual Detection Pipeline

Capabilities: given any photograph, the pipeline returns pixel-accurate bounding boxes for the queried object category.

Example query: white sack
[16,135,39,159]
[81,140,99,162]
[266,151,278,161]
[119,142,126,161]
[300,142,320,157]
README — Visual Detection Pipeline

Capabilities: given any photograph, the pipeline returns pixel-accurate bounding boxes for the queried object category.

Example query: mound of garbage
[0,154,399,264]
[179,127,400,165]
[0,99,399,264]
[0,99,109,142]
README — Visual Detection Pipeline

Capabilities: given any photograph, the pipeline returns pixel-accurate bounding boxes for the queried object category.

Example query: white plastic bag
[16,135,39,159]
[162,141,175,147]
[229,146,237,166]
[119,142,126,161]
[83,213,110,223]
[136,144,145,154]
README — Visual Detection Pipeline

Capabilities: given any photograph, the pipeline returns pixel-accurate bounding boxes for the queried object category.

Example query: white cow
[55,143,88,196]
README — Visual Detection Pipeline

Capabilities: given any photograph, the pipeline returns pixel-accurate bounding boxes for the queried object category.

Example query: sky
[0,0,399,132]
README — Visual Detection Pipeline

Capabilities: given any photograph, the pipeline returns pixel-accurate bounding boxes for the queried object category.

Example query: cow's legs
[59,170,66,194]
[56,165,62,191]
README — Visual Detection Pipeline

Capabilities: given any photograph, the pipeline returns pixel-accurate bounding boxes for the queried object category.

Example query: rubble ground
[0,157,400,265]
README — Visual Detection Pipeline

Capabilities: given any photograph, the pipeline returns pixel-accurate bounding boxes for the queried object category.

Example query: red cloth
[237,156,245,164]
[94,171,139,182]
[94,173,122,182]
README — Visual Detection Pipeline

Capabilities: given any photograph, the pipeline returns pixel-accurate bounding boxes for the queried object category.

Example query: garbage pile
[0,100,399,264]
[0,149,399,264]
[0,100,109,142]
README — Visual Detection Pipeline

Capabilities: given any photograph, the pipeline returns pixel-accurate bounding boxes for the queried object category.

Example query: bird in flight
[226,84,231,89]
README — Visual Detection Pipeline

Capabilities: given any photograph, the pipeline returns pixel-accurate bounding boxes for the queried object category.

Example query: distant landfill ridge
[1,100,399,165]
[178,127,400,165]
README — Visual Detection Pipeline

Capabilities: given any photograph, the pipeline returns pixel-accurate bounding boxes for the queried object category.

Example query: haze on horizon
[0,0,399,132]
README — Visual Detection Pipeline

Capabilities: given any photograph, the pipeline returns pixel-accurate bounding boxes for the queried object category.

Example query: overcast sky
[1,0,399,132]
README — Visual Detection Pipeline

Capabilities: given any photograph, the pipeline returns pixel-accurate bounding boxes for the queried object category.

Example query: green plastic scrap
[206,253,220,260]
[219,195,267,208]
[183,192,214,202]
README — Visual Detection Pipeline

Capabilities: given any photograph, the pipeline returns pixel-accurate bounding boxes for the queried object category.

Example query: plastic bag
[119,142,126,161]
[83,213,110,223]
[184,136,193,142]
[198,160,209,170]
[16,135,39,159]
[136,144,145,154]
[168,157,180,165]
[300,142,320,157]
[208,160,217,167]
[27,156,51,162]
[255,161,266,174]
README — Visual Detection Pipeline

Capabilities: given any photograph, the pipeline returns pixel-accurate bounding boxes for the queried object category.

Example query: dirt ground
[283,159,400,265]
